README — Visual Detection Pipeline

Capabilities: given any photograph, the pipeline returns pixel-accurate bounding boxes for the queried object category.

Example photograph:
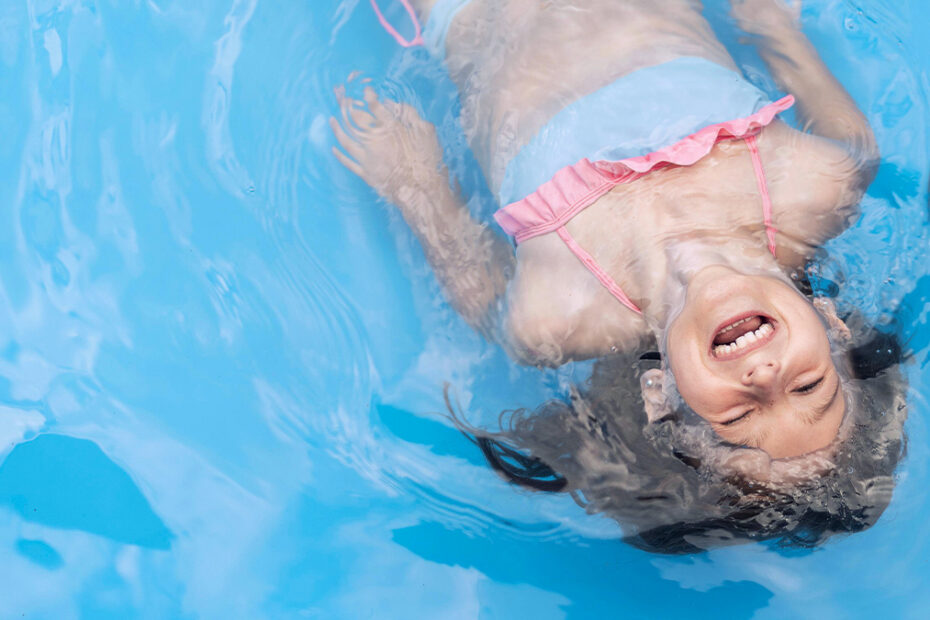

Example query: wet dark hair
[451,319,908,555]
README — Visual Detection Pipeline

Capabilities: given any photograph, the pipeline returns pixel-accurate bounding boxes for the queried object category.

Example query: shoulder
[759,121,877,245]
[502,237,649,366]
[502,241,579,366]
[504,302,649,367]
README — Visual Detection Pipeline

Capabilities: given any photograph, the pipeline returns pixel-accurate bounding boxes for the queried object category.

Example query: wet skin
[667,266,845,458]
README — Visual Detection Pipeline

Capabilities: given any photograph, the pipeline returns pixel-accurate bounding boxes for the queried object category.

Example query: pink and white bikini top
[365,5,795,316]
[492,57,796,315]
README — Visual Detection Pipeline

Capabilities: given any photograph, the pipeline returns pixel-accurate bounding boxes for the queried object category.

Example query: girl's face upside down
[665,266,845,459]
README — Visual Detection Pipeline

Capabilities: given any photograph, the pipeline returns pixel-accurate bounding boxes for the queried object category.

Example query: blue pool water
[0,0,928,617]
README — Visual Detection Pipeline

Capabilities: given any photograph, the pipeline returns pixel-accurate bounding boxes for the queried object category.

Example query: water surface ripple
[0,0,926,618]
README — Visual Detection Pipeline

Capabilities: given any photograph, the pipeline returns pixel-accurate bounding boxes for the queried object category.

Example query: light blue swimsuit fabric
[423,0,474,56]
[499,57,774,206]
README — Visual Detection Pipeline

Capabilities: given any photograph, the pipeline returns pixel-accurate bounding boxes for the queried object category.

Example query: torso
[440,0,735,192]
[420,0,865,363]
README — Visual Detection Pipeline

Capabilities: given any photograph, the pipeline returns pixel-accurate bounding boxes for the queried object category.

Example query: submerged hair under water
[450,310,908,555]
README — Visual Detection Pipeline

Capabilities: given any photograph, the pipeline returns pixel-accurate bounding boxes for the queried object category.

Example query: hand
[730,0,801,35]
[330,82,444,206]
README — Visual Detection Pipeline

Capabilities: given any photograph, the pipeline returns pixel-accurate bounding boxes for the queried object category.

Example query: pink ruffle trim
[494,95,795,243]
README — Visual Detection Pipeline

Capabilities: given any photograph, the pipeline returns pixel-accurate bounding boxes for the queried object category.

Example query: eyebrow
[740,425,768,450]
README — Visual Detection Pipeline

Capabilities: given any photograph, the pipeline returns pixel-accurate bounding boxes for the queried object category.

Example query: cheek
[667,351,715,416]
[666,316,720,415]
[665,346,691,393]
[667,319,704,373]
[666,322,697,378]
[801,326,833,360]
[787,301,832,349]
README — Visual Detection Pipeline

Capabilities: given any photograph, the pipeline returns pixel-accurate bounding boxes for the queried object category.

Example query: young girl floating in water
[332,0,881,463]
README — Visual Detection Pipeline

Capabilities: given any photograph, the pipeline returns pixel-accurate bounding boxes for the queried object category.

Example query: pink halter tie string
[369,0,424,48]
[549,135,778,316]
[744,132,778,257]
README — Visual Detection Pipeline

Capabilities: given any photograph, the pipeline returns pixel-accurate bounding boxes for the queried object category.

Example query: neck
[644,236,786,332]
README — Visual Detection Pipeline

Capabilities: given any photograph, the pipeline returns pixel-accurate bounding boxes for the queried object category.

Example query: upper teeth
[714,321,773,357]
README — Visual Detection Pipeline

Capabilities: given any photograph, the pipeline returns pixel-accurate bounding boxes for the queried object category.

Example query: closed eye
[721,409,753,426]
[794,377,824,394]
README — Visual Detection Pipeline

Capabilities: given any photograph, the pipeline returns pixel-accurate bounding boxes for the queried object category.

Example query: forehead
[720,443,838,483]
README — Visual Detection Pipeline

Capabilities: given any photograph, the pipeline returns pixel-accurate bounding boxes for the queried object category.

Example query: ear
[640,368,668,424]
[813,297,852,345]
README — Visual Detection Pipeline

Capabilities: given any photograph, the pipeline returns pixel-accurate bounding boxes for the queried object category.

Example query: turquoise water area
[0,0,928,617]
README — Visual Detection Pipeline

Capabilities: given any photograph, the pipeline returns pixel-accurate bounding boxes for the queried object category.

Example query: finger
[363,87,386,116]
[332,146,364,177]
[329,117,365,160]
[382,99,407,122]
[340,96,370,132]
[347,101,376,130]
[366,88,405,125]
[383,98,400,112]
[329,116,363,157]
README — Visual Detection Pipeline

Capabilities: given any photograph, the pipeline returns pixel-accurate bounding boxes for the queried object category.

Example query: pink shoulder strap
[550,133,778,316]
[744,133,778,257]
[556,227,643,314]
[370,0,424,48]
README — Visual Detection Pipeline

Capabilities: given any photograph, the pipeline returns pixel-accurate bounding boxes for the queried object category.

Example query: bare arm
[331,87,514,334]
[732,0,879,167]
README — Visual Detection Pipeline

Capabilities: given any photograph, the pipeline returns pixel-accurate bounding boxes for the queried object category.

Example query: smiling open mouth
[711,314,776,359]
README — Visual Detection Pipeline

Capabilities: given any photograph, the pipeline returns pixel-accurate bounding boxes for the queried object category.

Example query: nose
[741,359,781,392]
